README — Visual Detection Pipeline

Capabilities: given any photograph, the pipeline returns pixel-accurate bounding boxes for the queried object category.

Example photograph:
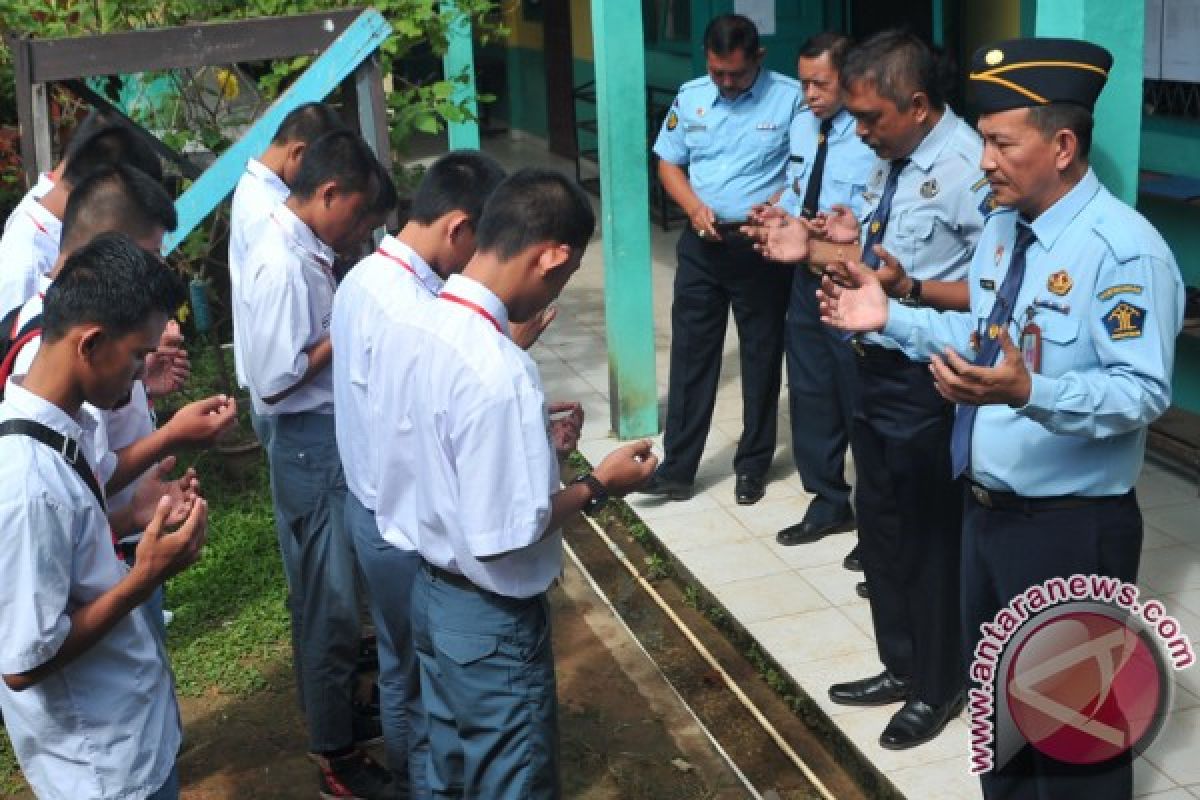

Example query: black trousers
[852,345,963,706]
[785,268,858,523]
[964,489,1143,800]
[659,228,793,483]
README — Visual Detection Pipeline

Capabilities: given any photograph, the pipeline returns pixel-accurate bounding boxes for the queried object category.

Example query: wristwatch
[573,472,609,515]
[899,277,923,307]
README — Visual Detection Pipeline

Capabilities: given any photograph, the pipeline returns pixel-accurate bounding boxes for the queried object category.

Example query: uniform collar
[26,194,63,240]
[2,378,96,443]
[245,158,289,199]
[829,107,856,138]
[269,202,336,269]
[907,107,961,173]
[1028,168,1101,251]
[708,67,769,107]
[441,273,510,336]
[379,234,444,295]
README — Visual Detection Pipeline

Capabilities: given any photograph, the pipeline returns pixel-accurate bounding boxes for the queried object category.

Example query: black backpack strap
[0,418,106,511]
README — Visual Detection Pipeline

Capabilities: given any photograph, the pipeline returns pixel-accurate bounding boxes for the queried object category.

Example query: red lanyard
[25,211,49,235]
[439,293,502,334]
[376,247,437,297]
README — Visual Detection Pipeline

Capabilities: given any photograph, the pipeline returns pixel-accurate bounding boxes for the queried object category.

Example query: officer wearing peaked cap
[820,37,1183,800]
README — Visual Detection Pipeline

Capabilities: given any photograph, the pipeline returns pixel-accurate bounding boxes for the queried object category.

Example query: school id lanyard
[438,293,503,334]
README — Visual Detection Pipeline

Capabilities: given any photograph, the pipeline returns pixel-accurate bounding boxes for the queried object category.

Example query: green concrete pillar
[443,0,481,150]
[1034,0,1143,204]
[591,0,660,439]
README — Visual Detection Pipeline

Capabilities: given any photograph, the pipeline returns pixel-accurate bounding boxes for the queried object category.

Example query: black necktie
[861,158,909,267]
[949,222,1037,477]
[800,117,834,220]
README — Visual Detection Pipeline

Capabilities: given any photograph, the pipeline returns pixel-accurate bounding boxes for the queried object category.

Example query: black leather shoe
[880,694,965,750]
[843,544,862,572]
[829,670,910,707]
[775,513,856,546]
[636,472,693,501]
[855,581,869,599]
[735,474,766,505]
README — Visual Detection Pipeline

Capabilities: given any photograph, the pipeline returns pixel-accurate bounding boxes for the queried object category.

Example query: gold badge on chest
[1047,270,1073,296]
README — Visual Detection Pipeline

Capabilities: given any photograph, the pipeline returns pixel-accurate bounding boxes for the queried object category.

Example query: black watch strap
[574,472,609,515]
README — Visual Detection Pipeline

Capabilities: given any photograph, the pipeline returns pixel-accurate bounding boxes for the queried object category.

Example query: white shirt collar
[23,194,63,241]
[269,202,336,269]
[245,158,289,199]
[440,273,510,336]
[2,378,97,443]
[378,235,444,296]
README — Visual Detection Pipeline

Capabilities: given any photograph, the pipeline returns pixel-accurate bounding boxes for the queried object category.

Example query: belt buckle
[850,335,866,357]
[971,483,993,508]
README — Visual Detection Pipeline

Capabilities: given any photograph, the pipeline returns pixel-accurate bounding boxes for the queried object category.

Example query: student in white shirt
[0,124,163,316]
[0,234,207,800]
[240,129,394,798]
[333,149,506,794]
[375,169,658,798]
[229,102,344,396]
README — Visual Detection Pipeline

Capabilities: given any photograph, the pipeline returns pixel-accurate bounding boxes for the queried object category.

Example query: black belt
[422,560,481,592]
[966,481,1127,512]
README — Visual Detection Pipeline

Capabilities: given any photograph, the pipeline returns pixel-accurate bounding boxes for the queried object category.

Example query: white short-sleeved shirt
[9,282,120,488]
[372,274,561,597]
[0,381,180,800]
[332,235,442,526]
[241,203,337,417]
[0,193,62,316]
[229,159,290,388]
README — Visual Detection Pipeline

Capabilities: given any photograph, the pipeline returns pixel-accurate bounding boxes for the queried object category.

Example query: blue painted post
[443,0,481,150]
[162,9,392,254]
[591,0,659,439]
[1034,0,1143,204]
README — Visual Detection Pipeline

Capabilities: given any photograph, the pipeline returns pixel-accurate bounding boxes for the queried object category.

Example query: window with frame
[643,0,691,47]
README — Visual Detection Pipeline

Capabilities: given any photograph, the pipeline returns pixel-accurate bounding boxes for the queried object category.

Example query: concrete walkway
[478,134,1200,799]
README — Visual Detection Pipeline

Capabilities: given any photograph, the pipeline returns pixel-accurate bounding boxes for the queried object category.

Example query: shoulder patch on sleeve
[1103,300,1147,341]
[666,110,678,131]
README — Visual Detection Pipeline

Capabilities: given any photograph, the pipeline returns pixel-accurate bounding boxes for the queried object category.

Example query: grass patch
[0,343,288,791]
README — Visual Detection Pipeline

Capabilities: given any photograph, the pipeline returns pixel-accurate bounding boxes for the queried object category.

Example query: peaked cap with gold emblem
[969,38,1112,114]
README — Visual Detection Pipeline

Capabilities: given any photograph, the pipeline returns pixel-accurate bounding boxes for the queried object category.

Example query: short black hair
[474,168,595,260]
[63,124,163,187]
[60,164,177,254]
[369,158,399,217]
[410,151,507,227]
[289,129,380,201]
[703,14,760,58]
[42,232,186,342]
[1026,103,1094,160]
[799,32,853,73]
[841,29,952,112]
[271,102,345,146]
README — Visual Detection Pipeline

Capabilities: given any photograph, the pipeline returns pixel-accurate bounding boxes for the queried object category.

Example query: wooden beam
[22,9,364,84]
[9,34,39,187]
[355,54,398,234]
[162,9,392,254]
[591,0,659,439]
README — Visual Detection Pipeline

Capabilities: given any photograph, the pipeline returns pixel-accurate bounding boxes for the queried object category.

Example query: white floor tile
[679,538,790,587]
[746,607,874,669]
[1144,707,1200,786]
[714,571,830,624]
[643,506,750,554]
[1138,757,1183,797]
[889,755,985,800]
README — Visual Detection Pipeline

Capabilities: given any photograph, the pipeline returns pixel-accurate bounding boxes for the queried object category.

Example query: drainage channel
[561,509,883,800]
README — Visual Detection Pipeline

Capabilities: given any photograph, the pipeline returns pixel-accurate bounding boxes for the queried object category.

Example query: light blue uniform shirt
[884,169,1184,497]
[654,69,800,221]
[778,107,875,218]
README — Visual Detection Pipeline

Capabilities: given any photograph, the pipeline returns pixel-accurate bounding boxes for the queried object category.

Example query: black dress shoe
[843,544,862,572]
[855,581,869,599]
[636,472,693,501]
[735,473,765,505]
[880,694,965,750]
[829,670,910,707]
[774,512,856,546]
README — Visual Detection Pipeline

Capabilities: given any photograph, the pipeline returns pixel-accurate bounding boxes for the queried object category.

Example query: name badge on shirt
[756,122,780,130]
[684,123,707,132]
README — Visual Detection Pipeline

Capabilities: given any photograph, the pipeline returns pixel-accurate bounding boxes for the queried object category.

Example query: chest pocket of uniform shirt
[1034,313,1080,373]
[890,211,938,268]
[754,127,787,165]
[684,126,712,151]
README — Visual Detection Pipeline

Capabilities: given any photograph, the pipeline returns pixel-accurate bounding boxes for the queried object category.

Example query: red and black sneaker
[313,749,396,800]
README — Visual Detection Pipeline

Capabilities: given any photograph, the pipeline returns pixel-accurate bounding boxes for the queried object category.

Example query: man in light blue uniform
[821,30,988,751]
[822,38,1183,799]
[772,33,876,562]
[638,13,800,505]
